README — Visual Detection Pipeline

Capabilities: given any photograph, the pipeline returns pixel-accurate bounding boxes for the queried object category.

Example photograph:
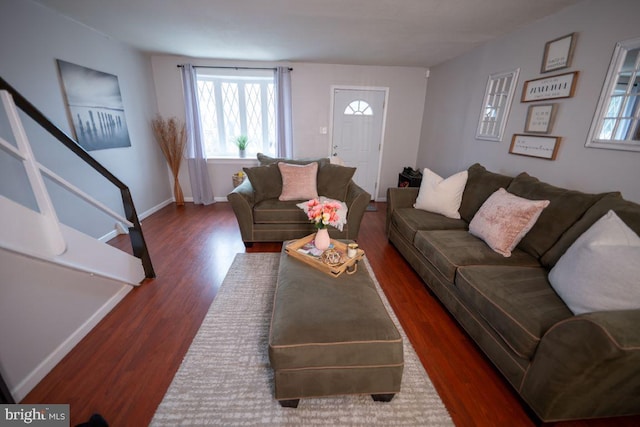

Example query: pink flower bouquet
[297,197,348,231]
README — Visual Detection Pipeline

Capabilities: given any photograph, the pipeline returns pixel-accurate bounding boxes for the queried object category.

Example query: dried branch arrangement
[151,115,187,205]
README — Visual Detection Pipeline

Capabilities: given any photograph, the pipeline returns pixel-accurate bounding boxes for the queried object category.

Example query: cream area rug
[151,253,453,426]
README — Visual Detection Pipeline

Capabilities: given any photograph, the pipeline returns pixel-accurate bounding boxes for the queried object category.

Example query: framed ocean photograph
[56,59,131,151]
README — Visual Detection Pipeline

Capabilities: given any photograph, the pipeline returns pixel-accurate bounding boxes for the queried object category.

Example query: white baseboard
[98,198,174,243]
[139,198,174,220]
[183,196,228,203]
[12,285,132,402]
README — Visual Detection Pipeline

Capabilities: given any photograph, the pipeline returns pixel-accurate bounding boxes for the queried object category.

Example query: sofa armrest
[227,179,256,243]
[521,309,640,420]
[386,187,419,235]
[344,181,371,240]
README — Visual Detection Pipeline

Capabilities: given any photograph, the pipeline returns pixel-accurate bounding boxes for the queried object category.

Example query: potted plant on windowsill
[235,135,249,158]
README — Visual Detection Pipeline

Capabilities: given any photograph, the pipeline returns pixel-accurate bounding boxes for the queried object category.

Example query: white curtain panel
[274,66,293,158]
[180,64,215,205]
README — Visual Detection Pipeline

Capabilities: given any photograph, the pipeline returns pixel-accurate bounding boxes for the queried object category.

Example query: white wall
[0,249,132,401]
[151,56,428,200]
[0,0,169,401]
[418,0,640,203]
[0,0,171,237]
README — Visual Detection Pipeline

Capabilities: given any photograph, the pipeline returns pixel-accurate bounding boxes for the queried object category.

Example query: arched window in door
[344,100,373,116]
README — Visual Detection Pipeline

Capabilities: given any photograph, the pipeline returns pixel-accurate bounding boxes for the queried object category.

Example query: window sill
[206,157,260,165]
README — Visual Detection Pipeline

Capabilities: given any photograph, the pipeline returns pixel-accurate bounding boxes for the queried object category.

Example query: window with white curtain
[196,69,276,158]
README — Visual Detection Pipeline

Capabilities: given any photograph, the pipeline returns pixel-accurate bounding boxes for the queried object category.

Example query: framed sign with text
[524,104,558,134]
[541,33,577,73]
[521,71,578,102]
[509,134,561,160]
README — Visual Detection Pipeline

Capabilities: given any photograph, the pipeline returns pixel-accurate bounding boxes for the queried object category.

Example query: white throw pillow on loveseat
[548,210,640,315]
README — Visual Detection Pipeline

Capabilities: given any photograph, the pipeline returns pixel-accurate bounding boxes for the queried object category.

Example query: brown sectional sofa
[386,163,640,422]
[228,154,371,246]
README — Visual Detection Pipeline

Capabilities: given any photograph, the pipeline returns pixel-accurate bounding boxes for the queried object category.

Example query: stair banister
[0,76,155,278]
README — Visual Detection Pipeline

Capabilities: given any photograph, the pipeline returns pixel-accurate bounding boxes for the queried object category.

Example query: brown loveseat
[386,163,640,422]
[228,154,371,247]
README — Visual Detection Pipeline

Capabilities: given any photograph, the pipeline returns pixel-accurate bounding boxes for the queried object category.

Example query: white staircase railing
[0,87,147,285]
[1,90,66,256]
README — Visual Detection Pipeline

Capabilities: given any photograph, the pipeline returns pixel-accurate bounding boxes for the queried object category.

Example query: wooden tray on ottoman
[284,233,364,278]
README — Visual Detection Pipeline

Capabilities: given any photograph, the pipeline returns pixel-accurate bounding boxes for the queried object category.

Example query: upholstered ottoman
[268,246,404,407]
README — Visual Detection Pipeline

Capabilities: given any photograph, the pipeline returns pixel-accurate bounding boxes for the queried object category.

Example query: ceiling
[33,0,581,68]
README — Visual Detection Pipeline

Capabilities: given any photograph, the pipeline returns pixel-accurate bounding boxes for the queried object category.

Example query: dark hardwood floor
[22,202,639,426]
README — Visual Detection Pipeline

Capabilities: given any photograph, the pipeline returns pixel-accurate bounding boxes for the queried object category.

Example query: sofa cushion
[317,163,356,201]
[414,168,468,219]
[459,163,514,223]
[390,208,467,244]
[413,230,540,283]
[469,188,549,257]
[541,192,640,268]
[243,163,282,203]
[549,210,640,315]
[257,152,330,167]
[253,199,310,224]
[278,162,319,201]
[456,266,572,359]
[506,172,605,258]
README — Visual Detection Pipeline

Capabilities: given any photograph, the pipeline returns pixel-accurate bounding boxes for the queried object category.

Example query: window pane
[221,82,241,144]
[196,80,220,158]
[600,118,616,139]
[245,83,262,147]
[344,100,373,115]
[605,96,623,118]
[196,71,276,158]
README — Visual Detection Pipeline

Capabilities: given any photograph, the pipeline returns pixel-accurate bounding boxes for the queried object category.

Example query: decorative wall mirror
[586,37,640,151]
[476,68,520,141]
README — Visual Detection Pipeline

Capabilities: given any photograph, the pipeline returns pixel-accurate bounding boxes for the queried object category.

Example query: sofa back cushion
[541,192,640,268]
[459,163,514,223]
[317,163,356,201]
[506,173,606,259]
[243,163,282,203]
[257,152,330,167]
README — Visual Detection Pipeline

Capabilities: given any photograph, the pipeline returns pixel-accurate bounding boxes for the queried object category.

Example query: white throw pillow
[549,210,640,315]
[469,188,549,257]
[413,168,468,219]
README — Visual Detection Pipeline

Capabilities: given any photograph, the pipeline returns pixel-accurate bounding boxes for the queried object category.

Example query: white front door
[331,88,386,199]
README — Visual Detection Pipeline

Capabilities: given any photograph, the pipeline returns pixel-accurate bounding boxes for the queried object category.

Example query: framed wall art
[541,33,577,73]
[524,104,558,134]
[521,71,578,102]
[57,59,131,151]
[509,134,561,160]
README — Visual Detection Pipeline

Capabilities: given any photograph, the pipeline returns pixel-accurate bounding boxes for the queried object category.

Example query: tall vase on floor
[314,227,331,251]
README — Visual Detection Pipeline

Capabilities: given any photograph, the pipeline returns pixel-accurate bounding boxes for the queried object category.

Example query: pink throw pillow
[278,162,319,201]
[469,188,550,257]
